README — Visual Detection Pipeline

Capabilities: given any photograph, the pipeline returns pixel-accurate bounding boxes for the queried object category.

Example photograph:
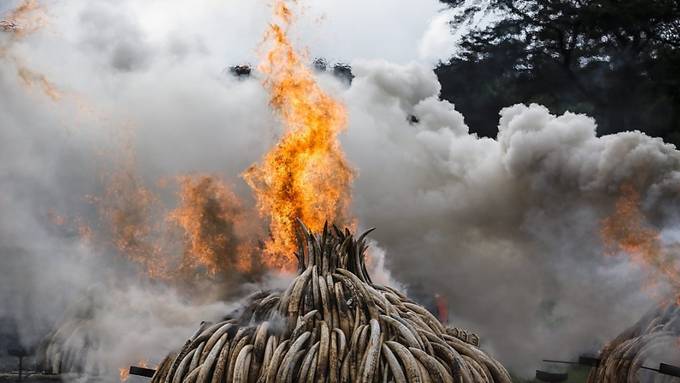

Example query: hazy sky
[1,0,455,66]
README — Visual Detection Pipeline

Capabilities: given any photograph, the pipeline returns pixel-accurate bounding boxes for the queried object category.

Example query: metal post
[658,363,680,378]
[578,355,600,367]
[129,365,157,378]
[535,370,568,382]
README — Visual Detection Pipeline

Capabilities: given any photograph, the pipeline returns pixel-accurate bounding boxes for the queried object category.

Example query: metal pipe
[129,365,156,378]
[535,370,568,382]
[578,355,600,367]
[543,356,680,379]
[542,359,579,365]
[659,363,680,377]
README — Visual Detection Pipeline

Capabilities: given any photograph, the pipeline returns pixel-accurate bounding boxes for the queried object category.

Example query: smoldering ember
[1,1,679,383]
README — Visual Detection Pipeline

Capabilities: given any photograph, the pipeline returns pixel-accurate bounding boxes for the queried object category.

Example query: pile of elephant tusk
[586,303,680,383]
[152,222,512,383]
[38,293,99,375]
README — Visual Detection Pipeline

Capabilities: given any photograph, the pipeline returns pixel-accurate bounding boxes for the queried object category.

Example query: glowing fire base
[151,223,512,383]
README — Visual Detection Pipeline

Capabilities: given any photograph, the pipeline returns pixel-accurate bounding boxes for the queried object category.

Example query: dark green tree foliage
[436,0,680,146]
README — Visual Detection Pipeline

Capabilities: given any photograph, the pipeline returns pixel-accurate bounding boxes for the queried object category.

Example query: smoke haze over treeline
[436,0,680,147]
[0,0,679,380]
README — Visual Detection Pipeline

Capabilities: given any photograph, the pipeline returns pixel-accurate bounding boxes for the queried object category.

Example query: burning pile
[586,303,680,383]
[600,184,680,302]
[589,185,680,382]
[242,0,354,270]
[23,1,513,381]
[150,222,511,383]
[586,184,680,382]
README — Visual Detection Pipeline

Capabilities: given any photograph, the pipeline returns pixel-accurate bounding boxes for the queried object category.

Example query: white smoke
[341,60,680,373]
[1,0,680,380]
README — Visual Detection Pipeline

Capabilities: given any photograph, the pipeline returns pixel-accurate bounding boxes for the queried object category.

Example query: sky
[23,0,455,67]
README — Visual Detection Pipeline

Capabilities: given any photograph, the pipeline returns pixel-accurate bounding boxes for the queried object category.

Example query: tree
[436,0,680,147]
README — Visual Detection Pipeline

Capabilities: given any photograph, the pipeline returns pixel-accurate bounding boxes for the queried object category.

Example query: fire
[47,209,66,226]
[95,159,259,283]
[0,0,46,38]
[2,1,61,101]
[16,64,62,101]
[168,175,258,275]
[96,164,167,278]
[600,184,680,303]
[119,367,129,382]
[243,0,354,269]
[91,132,171,279]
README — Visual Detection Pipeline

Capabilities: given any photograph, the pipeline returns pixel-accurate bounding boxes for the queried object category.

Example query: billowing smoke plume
[1,0,679,380]
[339,60,680,373]
[0,0,281,378]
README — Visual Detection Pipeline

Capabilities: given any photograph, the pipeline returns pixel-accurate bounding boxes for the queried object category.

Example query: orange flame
[96,164,168,278]
[1,0,47,38]
[2,1,61,101]
[90,131,171,279]
[17,65,62,101]
[168,175,258,275]
[119,367,129,382]
[95,160,260,284]
[601,184,680,303]
[47,209,66,226]
[243,0,354,269]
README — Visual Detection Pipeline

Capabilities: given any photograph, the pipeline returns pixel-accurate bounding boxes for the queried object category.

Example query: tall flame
[600,184,680,303]
[168,175,258,276]
[95,159,261,284]
[1,0,46,38]
[243,0,354,269]
[2,1,61,101]
[16,64,62,101]
[95,159,168,279]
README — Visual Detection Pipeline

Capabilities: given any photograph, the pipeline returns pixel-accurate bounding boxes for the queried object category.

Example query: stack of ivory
[38,293,104,375]
[586,303,680,383]
[151,222,512,383]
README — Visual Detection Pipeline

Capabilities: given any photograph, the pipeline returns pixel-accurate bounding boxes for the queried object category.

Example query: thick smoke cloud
[341,60,680,372]
[0,0,279,378]
[1,0,680,380]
